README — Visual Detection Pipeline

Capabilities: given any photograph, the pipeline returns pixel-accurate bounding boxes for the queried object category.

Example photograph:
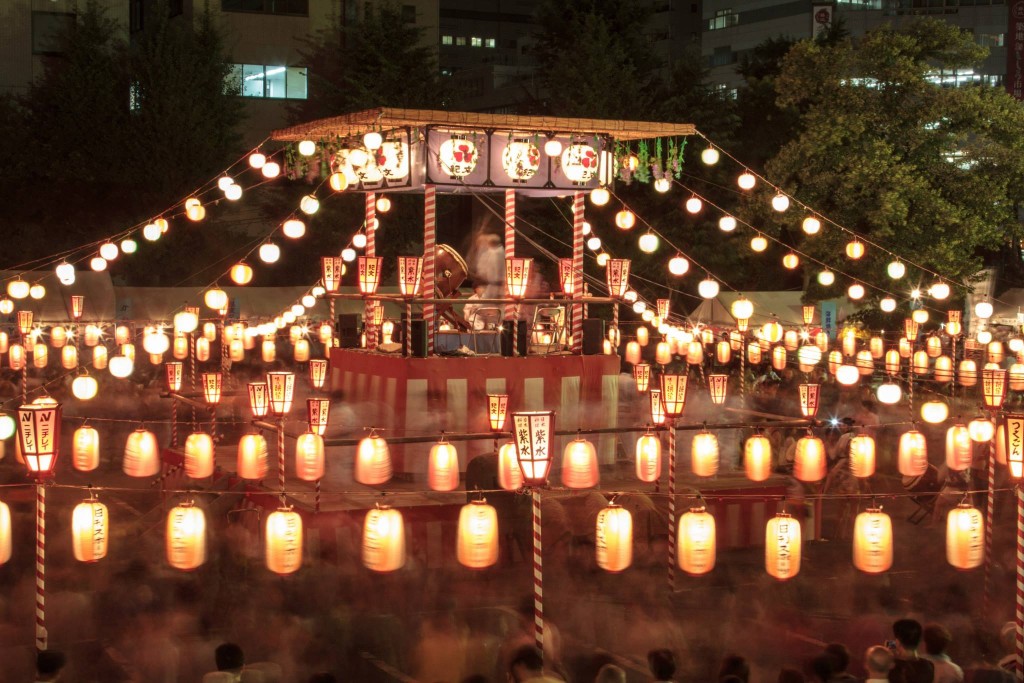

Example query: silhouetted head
[215,643,245,672]
[36,650,66,682]
[923,624,952,656]
[648,649,677,681]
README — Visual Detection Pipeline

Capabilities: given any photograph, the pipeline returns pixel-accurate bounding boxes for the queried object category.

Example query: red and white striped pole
[1015,484,1023,682]
[667,418,676,592]
[986,438,996,615]
[532,488,544,658]
[278,418,286,505]
[504,189,516,322]
[365,192,377,351]
[423,185,436,356]
[571,192,584,354]
[35,483,46,651]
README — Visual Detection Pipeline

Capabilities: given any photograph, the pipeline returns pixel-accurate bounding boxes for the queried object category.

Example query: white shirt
[922,654,963,683]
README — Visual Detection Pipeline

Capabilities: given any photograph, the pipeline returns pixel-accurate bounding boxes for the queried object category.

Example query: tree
[290,2,444,122]
[757,18,1024,301]
[532,0,662,119]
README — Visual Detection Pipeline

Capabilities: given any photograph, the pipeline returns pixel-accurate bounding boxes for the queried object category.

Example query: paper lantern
[237,433,268,479]
[1005,414,1024,479]
[946,503,983,570]
[267,372,295,416]
[123,428,159,477]
[628,364,651,394]
[959,359,977,386]
[659,374,687,418]
[72,497,108,563]
[229,261,253,286]
[57,344,76,371]
[716,341,732,364]
[636,326,649,347]
[70,295,84,320]
[512,411,555,485]
[306,398,330,437]
[945,424,972,471]
[561,437,599,489]
[899,337,912,358]
[428,438,460,491]
[882,349,899,376]
[934,355,953,383]
[16,310,32,334]
[677,506,716,575]
[912,351,929,376]
[744,434,772,482]
[748,342,763,365]
[867,336,883,359]
[357,256,383,296]
[921,400,949,424]
[595,504,633,572]
[166,503,205,570]
[204,288,228,312]
[606,259,631,299]
[708,374,728,405]
[497,441,524,491]
[355,434,392,485]
[488,394,509,432]
[793,435,826,482]
[852,350,872,376]
[184,432,214,479]
[32,343,47,369]
[761,319,783,344]
[92,345,107,370]
[989,341,1005,364]
[766,513,801,580]
[691,431,719,477]
[16,401,62,476]
[505,257,533,299]
[0,502,9,565]
[242,382,267,419]
[846,239,865,259]
[650,389,666,426]
[292,338,309,363]
[195,337,209,362]
[924,335,942,358]
[791,386,820,422]
[849,434,876,478]
[770,345,786,371]
[1011,364,1024,391]
[261,339,276,362]
[898,430,928,476]
[969,417,995,443]
[266,507,303,575]
[797,346,821,371]
[458,500,499,569]
[201,372,222,404]
[363,506,405,572]
[71,374,98,401]
[73,425,100,472]
[983,368,1008,410]
[635,431,662,483]
[396,256,423,297]
[853,508,892,574]
[49,326,66,349]
[171,335,188,360]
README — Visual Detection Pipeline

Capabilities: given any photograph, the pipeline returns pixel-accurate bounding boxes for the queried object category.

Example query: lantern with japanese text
[606,259,630,299]
[853,508,893,574]
[983,368,1008,410]
[708,374,728,405]
[184,432,214,479]
[17,401,62,477]
[267,372,295,416]
[307,398,330,437]
[633,363,652,393]
[562,437,599,489]
[72,496,108,563]
[692,431,719,477]
[794,435,826,482]
[362,506,405,572]
[678,506,716,575]
[295,431,325,481]
[498,441,523,490]
[946,503,983,570]
[945,425,972,471]
[266,507,303,575]
[660,374,687,418]
[636,430,662,483]
[322,256,344,293]
[458,500,499,569]
[355,433,392,485]
[595,503,633,572]
[898,430,928,477]
[0,502,10,565]
[558,258,576,296]
[398,256,424,297]
[504,257,533,300]
[1005,414,1024,479]
[248,382,269,419]
[650,389,666,426]
[512,411,555,486]
[166,502,206,570]
[73,425,100,472]
[849,434,876,478]
[799,384,820,418]
[308,359,328,390]
[766,513,801,580]
[201,372,222,405]
[488,394,509,432]
[439,134,478,178]
[357,256,383,296]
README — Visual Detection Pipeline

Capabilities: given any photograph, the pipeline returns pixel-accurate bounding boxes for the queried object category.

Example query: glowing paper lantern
[16,400,62,476]
[1005,414,1024,479]
[184,432,214,479]
[659,374,687,418]
[497,441,524,490]
[488,394,510,432]
[849,434,876,478]
[72,497,108,563]
[295,431,325,482]
[921,400,949,424]
[362,506,405,572]
[457,500,499,569]
[708,374,729,405]
[355,434,392,485]
[428,438,460,491]
[799,384,820,418]
[970,417,995,443]
[633,363,652,393]
[166,503,205,570]
[945,424,972,471]
[201,372,222,405]
[267,372,295,416]
[634,430,662,483]
[959,359,978,387]
[264,507,303,576]
[0,502,10,565]
[237,433,268,479]
[71,374,98,401]
[983,368,1008,410]
[606,259,631,299]
[512,411,555,486]
[123,428,159,477]
[692,431,719,477]
[562,437,599,489]
[595,504,632,572]
[934,355,953,383]
[853,508,893,574]
[766,513,801,580]
[505,257,533,299]
[898,430,928,477]
[744,434,772,482]
[794,435,826,482]
[946,503,983,570]
[73,425,100,472]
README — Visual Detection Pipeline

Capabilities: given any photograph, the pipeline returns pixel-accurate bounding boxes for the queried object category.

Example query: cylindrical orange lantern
[595,503,633,572]
[899,430,928,476]
[195,337,210,362]
[184,432,214,479]
[362,506,405,572]
[794,435,826,482]
[0,501,10,566]
[926,336,942,358]
[625,341,641,365]
[458,500,499,569]
[946,503,983,570]
[934,355,953,383]
[945,424,972,471]
[636,326,649,347]
[61,345,79,370]
[692,431,719,477]
[744,434,772,482]
[73,425,100,472]
[959,359,977,387]
[766,513,801,580]
[428,438,460,491]
[870,336,884,359]
[562,437,599,489]
[747,342,762,365]
[295,431,325,481]
[885,349,901,375]
[123,428,160,477]
[166,502,206,570]
[849,434,876,478]
[72,497,108,563]
[1011,363,1024,391]
[716,340,732,364]
[498,441,523,491]
[855,350,874,376]
[828,350,842,375]
[912,350,930,375]
[853,508,893,574]
[266,507,303,575]
[237,433,268,479]
[635,431,662,483]
[655,341,672,365]
[989,341,1005,364]
[678,506,716,575]
[355,434,392,485]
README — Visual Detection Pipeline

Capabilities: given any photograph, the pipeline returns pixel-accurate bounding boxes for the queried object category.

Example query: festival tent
[687,291,855,329]
[988,288,1024,327]
[0,270,117,322]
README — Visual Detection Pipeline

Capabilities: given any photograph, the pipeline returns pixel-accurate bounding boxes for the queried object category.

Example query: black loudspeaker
[338,314,361,349]
[501,321,529,357]
[582,318,605,355]
[410,320,428,358]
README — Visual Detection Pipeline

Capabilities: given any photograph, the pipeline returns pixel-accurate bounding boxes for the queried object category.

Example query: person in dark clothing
[890,619,935,683]
[719,655,751,683]
[824,643,858,683]
[648,649,678,682]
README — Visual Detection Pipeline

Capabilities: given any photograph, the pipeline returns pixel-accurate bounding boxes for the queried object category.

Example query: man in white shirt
[865,645,895,683]
[921,624,964,683]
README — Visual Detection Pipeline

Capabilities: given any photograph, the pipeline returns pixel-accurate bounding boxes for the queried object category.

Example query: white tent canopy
[688,291,855,329]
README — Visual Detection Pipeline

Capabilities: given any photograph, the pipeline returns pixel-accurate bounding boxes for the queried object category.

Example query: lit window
[485,38,496,48]
[976,33,1004,47]
[471,36,482,47]
[227,64,308,99]
[456,36,466,46]
[707,9,738,30]
[442,35,453,45]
